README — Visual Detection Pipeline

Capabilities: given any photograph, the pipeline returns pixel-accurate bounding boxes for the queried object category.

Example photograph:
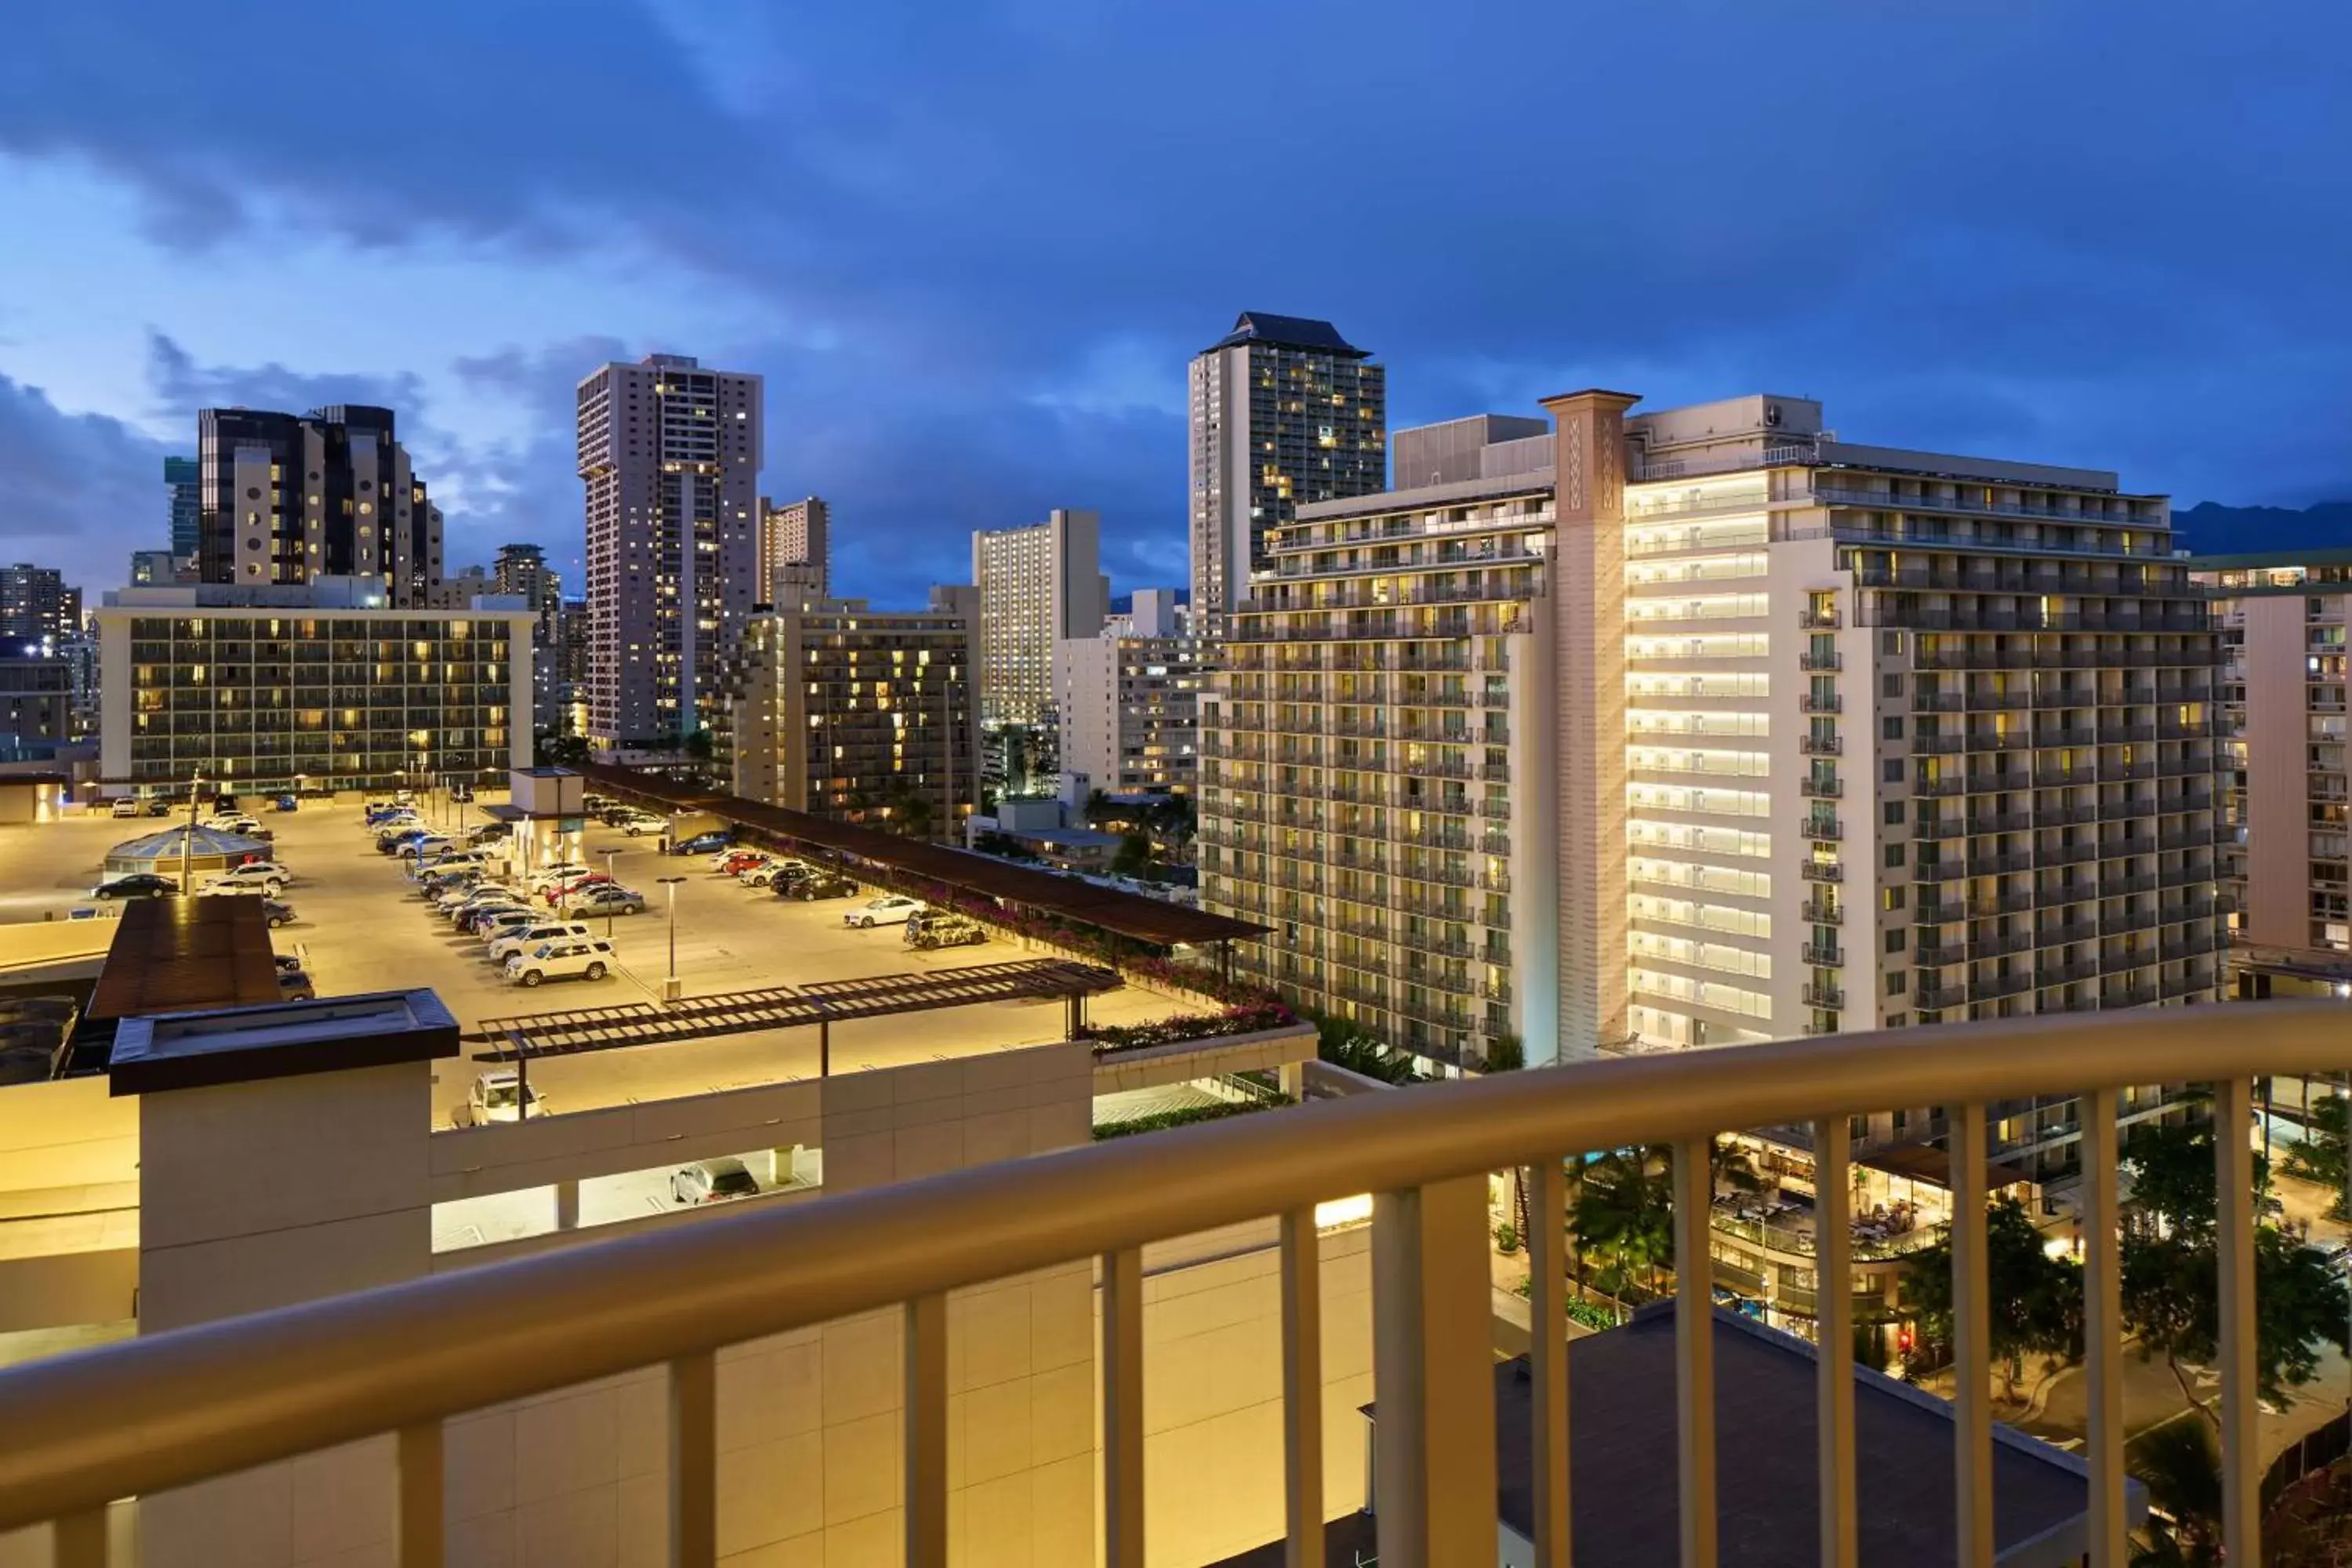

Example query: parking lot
[0,795,1189,1128]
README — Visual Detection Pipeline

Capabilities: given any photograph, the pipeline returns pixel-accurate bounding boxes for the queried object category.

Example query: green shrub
[1091,1099,1276,1140]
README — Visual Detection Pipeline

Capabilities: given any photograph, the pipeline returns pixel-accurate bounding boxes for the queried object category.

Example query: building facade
[2193,550,2350,971]
[576,354,763,748]
[1203,397,2230,1145]
[94,579,534,793]
[0,563,76,650]
[728,600,978,837]
[971,508,1108,731]
[165,455,201,561]
[130,550,181,588]
[1188,312,1387,625]
[0,656,72,761]
[760,495,829,607]
[492,543,565,734]
[1053,632,1207,797]
[195,405,444,608]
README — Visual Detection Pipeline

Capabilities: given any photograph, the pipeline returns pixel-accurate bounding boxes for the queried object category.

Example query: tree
[2119,1118,2350,1425]
[2127,1418,2223,1566]
[2281,1094,2349,1217]
[534,731,588,768]
[1901,1196,2084,1400]
[1109,830,1156,878]
[883,784,937,840]
[1573,1148,1675,1298]
[1482,1032,1524,1073]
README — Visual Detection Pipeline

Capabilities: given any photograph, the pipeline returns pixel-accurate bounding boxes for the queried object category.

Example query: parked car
[738,859,804,887]
[88,873,178,900]
[260,898,297,930]
[783,873,859,902]
[376,828,430,854]
[461,903,537,936]
[487,921,593,964]
[207,813,262,835]
[906,912,987,950]
[276,968,317,1001]
[543,873,614,906]
[844,895,924,928]
[146,798,175,818]
[713,849,771,876]
[109,797,142,819]
[673,831,731,855]
[202,862,290,896]
[272,794,300,812]
[568,884,648,916]
[527,862,589,890]
[397,836,456,862]
[212,791,239,813]
[466,823,510,846]
[619,813,668,836]
[671,1158,760,1206]
[503,938,615,987]
[455,1069,545,1126]
[448,782,474,804]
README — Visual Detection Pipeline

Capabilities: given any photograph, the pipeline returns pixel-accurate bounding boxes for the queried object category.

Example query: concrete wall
[2242,593,2313,948]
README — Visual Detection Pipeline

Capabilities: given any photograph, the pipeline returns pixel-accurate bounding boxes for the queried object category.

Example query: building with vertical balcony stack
[1202,395,2230,1151]
[194,405,444,608]
[0,563,76,650]
[576,354,763,748]
[760,495,829,607]
[2192,550,2350,982]
[1052,622,1207,798]
[1189,312,1387,626]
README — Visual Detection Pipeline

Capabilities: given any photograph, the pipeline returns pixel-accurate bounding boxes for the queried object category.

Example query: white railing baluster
[1811,1118,1857,1568]
[1951,1102,1993,1568]
[397,1420,445,1568]
[52,1508,106,1568]
[1528,1160,1571,1567]
[1371,1176,1497,1565]
[905,1294,948,1568]
[2215,1076,2259,1565]
[1278,1209,1323,1568]
[2081,1087,2125,1566]
[1673,1138,1718,1568]
[668,1351,717,1568]
[1103,1247,1145,1568]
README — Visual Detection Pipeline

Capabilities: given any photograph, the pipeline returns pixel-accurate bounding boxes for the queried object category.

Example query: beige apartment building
[1203,395,2230,1165]
[970,508,1108,731]
[728,599,979,837]
[760,494,829,606]
[1051,630,1207,797]
[2193,550,2351,979]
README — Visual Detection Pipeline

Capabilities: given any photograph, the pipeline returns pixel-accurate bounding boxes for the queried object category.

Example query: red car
[714,850,771,877]
[543,872,612,905]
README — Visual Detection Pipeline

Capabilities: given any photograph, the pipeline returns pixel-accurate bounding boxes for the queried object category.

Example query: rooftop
[1202,311,1370,359]
[109,989,459,1096]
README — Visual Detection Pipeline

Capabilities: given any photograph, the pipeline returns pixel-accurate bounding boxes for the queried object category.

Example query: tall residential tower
[194,405,443,608]
[1188,312,1386,625]
[575,354,763,747]
[760,495,829,606]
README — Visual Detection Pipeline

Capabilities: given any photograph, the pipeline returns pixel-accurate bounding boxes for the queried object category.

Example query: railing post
[2216,1076,2259,1566]
[1528,1160,1571,1568]
[1951,1102,1993,1568]
[2080,1087,2125,1566]
[397,1420,445,1568]
[1673,1139,1718,1568]
[1811,1118,1857,1568]
[1279,1210,1324,1568]
[669,1350,717,1568]
[1372,1175,1497,1566]
[52,1508,107,1568]
[905,1293,949,1568]
[1103,1247,1146,1568]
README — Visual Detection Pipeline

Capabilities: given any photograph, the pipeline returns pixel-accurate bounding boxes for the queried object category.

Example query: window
[1882,716,1905,740]
[1887,971,1907,996]
[1886,927,1906,953]
[1884,1012,1910,1029]
[1885,843,1905,868]
[1884,758,1904,783]
[1882,631,1907,655]
[1883,886,1906,910]
[1884,800,1905,825]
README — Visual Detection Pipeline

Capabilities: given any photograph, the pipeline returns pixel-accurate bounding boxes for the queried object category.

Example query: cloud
[0,370,172,578]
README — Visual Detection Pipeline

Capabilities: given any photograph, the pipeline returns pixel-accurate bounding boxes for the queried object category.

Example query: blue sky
[2,1,2348,601]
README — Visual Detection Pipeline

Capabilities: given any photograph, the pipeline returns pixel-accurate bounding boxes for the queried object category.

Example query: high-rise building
[130,550,181,587]
[195,405,444,607]
[0,563,75,650]
[493,543,566,733]
[95,577,533,793]
[760,495,829,606]
[971,509,1108,732]
[1053,628,1207,797]
[1188,312,1386,625]
[728,600,978,838]
[576,354,763,747]
[2192,550,2350,973]
[556,597,590,736]
[165,456,201,561]
[1203,395,2230,1170]
[0,655,73,761]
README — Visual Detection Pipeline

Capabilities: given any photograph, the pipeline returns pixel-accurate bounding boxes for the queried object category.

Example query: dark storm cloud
[0,372,171,557]
[5,0,2351,597]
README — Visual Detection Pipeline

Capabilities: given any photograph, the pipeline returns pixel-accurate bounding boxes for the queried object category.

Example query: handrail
[0,1000,2345,1537]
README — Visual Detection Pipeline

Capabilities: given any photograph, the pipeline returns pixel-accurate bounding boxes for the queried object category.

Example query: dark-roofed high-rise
[1188,311,1385,623]
[194,405,444,608]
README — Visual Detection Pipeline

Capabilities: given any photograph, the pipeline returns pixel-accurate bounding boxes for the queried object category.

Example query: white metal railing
[0,1001,2347,1567]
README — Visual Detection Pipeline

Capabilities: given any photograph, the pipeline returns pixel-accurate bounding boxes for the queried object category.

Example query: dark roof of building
[1204,312,1370,359]
[86,896,282,1025]
[1217,1305,2129,1568]
[578,764,1269,949]
[110,989,459,1096]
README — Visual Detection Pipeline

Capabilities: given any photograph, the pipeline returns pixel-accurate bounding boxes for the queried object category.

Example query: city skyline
[4,3,2351,605]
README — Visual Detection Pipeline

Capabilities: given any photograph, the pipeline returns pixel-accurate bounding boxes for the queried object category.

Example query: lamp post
[657,876,687,1003]
[179,770,203,896]
[603,849,623,939]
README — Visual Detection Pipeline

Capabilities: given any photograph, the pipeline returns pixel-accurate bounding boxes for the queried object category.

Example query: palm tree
[2128,1418,2221,1565]
[1573,1148,1675,1298]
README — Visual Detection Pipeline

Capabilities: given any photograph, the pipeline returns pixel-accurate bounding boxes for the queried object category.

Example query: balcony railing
[0,1005,2343,1568]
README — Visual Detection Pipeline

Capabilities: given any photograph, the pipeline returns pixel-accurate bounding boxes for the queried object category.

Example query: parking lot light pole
[657,876,687,1004]
[603,850,622,938]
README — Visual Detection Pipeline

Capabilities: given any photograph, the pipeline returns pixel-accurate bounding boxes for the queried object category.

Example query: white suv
[844,895,925,928]
[504,938,616,987]
[487,920,593,964]
[200,862,290,896]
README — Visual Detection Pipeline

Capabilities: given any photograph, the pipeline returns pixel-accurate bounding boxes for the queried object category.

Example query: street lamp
[657,876,687,1003]
[179,770,204,896]
[602,848,623,938]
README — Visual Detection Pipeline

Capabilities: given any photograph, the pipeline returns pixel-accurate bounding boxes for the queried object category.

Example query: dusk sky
[3,2,2348,603]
